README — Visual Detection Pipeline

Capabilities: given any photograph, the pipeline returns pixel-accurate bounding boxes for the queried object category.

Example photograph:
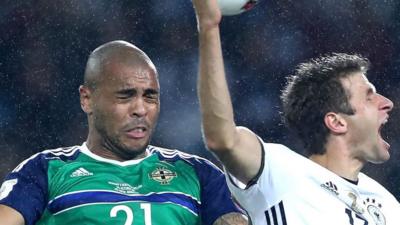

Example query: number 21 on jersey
[110,203,152,225]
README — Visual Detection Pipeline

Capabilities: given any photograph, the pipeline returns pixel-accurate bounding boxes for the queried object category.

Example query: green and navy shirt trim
[0,143,241,225]
[48,190,200,215]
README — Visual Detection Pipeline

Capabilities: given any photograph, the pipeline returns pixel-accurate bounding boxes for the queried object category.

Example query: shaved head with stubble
[79,40,161,161]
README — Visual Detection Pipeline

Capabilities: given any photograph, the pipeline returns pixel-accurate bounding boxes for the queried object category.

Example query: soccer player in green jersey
[0,40,247,225]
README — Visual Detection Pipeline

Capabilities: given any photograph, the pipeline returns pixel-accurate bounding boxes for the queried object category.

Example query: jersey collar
[80,142,152,166]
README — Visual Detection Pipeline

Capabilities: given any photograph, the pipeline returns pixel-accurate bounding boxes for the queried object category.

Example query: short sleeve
[0,153,49,225]
[226,142,306,210]
[192,158,243,225]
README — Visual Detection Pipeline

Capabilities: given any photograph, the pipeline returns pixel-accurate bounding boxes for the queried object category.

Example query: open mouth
[378,117,390,149]
[126,127,148,139]
[378,117,388,135]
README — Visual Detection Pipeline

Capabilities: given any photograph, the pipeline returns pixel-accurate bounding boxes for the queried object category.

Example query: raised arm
[0,205,24,225]
[193,0,262,184]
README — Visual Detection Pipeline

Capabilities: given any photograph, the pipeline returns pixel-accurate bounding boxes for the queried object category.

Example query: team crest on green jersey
[149,167,177,185]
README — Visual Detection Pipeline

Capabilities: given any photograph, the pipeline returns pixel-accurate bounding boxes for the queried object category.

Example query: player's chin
[124,137,150,152]
[369,148,390,164]
[370,136,391,163]
[379,149,391,162]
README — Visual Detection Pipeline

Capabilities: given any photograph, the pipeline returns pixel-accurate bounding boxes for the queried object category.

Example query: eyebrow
[368,82,377,92]
[144,89,159,95]
[366,86,376,96]
[115,89,136,95]
[115,88,159,95]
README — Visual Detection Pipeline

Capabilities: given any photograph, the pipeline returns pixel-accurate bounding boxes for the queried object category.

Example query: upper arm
[193,158,245,225]
[213,212,248,225]
[0,204,25,225]
[0,153,49,225]
[213,126,262,184]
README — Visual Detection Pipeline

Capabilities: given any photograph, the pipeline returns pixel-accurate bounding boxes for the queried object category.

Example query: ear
[324,112,347,134]
[79,85,93,114]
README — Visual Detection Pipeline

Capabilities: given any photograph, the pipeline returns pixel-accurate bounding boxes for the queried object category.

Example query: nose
[130,97,147,117]
[379,94,394,112]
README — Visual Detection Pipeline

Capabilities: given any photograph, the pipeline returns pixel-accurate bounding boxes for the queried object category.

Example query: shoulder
[149,145,210,162]
[148,145,221,171]
[148,145,196,159]
[259,140,306,164]
[261,142,292,151]
[12,145,81,173]
[359,173,390,192]
[358,172,384,188]
[358,172,398,201]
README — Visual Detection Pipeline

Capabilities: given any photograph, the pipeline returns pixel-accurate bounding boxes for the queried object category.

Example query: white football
[217,0,258,16]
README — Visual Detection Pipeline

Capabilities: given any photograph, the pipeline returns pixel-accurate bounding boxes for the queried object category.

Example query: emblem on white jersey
[149,167,177,185]
[321,181,366,214]
[0,179,18,200]
[70,167,93,177]
[365,198,385,225]
[347,191,365,214]
[320,181,339,195]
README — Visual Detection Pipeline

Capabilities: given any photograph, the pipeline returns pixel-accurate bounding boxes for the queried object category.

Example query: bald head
[84,40,157,90]
[79,40,161,161]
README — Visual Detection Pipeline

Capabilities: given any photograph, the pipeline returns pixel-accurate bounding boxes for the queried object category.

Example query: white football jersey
[226,142,400,225]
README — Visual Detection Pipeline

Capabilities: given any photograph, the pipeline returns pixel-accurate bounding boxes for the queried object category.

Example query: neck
[85,129,148,161]
[309,149,364,182]
[86,139,148,161]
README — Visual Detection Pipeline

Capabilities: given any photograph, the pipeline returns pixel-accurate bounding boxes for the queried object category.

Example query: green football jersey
[0,143,240,225]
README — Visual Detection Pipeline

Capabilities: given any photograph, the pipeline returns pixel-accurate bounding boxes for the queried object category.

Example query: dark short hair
[281,53,369,155]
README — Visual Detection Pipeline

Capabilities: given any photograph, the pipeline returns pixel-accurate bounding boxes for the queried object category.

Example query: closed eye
[366,87,376,101]
[144,89,159,102]
[115,89,159,102]
[116,89,136,99]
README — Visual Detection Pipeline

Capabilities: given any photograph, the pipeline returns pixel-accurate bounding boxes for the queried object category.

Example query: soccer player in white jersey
[192,0,400,224]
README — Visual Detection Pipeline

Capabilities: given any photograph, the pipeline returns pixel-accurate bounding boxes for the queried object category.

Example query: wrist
[197,19,220,33]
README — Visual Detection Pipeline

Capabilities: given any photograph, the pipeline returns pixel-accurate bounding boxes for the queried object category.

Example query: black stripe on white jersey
[265,201,287,225]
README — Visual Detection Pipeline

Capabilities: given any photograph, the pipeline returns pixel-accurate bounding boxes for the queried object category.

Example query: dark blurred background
[1,0,400,198]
